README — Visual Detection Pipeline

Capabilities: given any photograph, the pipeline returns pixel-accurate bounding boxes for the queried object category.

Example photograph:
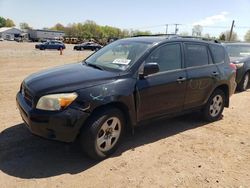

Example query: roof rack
[132,34,176,38]
[132,34,220,43]
[177,35,220,43]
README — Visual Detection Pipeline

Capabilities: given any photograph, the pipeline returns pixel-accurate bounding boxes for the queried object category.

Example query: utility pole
[165,24,168,34]
[174,24,181,34]
[229,20,235,41]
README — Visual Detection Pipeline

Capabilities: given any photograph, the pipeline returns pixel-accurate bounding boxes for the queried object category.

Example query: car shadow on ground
[234,89,250,95]
[0,112,210,179]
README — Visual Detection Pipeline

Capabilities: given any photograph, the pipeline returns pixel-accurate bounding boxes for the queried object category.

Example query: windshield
[225,44,250,58]
[84,40,152,71]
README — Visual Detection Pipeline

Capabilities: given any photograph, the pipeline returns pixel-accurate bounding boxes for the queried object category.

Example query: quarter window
[185,44,209,67]
[146,44,182,72]
[209,45,225,64]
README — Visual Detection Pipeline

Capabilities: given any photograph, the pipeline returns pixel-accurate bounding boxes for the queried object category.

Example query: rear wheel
[238,72,249,91]
[80,108,125,160]
[203,89,225,122]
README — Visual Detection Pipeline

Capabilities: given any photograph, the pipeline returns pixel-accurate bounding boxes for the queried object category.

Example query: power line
[133,24,250,30]
[133,24,165,30]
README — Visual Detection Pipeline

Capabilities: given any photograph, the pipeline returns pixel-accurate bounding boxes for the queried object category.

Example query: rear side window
[146,43,182,72]
[184,44,209,67]
[209,45,225,64]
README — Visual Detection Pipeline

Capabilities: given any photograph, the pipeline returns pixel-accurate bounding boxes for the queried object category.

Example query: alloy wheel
[209,95,223,117]
[96,117,121,152]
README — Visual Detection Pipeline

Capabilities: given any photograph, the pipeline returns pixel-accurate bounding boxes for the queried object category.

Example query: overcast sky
[0,0,250,39]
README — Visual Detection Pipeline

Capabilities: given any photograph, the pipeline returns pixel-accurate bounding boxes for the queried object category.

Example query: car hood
[24,62,119,95]
[230,56,250,63]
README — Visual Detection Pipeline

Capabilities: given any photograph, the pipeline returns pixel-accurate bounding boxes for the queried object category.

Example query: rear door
[136,43,187,121]
[48,41,54,49]
[183,42,219,109]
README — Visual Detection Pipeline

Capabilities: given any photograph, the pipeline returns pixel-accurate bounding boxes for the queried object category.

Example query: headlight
[36,93,78,111]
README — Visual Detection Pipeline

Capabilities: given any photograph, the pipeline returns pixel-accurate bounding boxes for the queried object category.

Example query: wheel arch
[82,101,134,133]
[245,69,250,75]
[214,84,229,107]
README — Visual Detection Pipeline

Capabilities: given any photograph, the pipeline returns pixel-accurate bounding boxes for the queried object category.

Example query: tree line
[1,16,250,42]
[49,20,151,41]
[0,16,15,27]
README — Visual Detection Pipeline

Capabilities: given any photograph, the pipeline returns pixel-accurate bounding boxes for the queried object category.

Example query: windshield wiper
[84,61,104,70]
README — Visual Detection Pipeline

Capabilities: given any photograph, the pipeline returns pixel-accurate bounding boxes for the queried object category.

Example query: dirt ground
[0,41,249,188]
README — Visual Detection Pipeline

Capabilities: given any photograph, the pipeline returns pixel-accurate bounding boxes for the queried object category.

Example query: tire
[238,72,249,92]
[80,108,125,160]
[203,89,225,122]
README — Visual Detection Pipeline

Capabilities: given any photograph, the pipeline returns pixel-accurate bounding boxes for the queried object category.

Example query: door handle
[211,72,219,76]
[177,77,186,83]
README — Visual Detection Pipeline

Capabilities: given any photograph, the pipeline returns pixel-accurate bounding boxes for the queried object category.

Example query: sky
[0,0,250,39]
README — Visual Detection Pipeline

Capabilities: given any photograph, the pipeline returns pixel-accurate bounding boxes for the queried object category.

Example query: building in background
[0,27,23,40]
[28,29,65,42]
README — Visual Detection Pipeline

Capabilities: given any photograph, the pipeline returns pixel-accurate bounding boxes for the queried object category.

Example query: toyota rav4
[17,36,237,160]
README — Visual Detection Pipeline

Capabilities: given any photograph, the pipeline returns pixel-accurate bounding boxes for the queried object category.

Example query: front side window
[185,44,209,67]
[145,43,182,72]
[85,40,152,71]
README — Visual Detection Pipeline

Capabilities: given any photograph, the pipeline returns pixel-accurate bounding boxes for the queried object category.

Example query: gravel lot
[0,41,249,188]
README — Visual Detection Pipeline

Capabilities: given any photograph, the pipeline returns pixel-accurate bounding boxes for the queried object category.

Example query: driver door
[136,43,187,121]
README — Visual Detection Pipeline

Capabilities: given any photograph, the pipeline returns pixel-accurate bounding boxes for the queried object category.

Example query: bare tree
[20,22,32,30]
[219,31,238,41]
[244,30,250,42]
[192,25,203,37]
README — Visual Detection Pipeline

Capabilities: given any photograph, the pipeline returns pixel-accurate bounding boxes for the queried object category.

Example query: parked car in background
[35,40,66,50]
[73,42,102,51]
[17,36,236,160]
[14,37,23,42]
[224,43,250,91]
[0,38,4,41]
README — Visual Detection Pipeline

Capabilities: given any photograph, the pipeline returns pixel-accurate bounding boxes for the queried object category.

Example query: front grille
[21,84,33,106]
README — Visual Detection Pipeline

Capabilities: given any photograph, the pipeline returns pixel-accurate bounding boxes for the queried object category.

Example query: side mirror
[140,62,159,77]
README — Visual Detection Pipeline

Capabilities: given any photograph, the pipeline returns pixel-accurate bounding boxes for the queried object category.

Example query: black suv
[17,36,236,160]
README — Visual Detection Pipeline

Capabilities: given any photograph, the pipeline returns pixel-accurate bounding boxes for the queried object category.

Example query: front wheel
[238,72,249,92]
[203,89,225,122]
[80,108,125,160]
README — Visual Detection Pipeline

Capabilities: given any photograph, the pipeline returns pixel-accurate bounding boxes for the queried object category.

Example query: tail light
[229,63,237,71]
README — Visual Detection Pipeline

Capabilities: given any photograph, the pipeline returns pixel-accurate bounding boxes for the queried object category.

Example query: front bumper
[16,92,89,142]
